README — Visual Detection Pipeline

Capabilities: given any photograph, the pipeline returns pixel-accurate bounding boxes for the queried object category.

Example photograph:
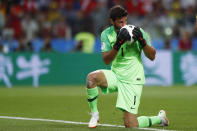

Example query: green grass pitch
[0,85,196,131]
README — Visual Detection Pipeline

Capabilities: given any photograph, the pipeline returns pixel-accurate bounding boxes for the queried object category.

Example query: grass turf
[0,85,196,131]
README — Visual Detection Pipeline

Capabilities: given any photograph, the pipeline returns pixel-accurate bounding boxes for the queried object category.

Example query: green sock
[138,116,161,128]
[87,87,99,112]
[149,116,161,125]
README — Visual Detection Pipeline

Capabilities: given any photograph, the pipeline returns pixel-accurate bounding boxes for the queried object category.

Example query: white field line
[0,116,175,131]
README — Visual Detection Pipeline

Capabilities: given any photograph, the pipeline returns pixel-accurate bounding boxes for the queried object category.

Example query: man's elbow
[103,60,111,65]
[149,55,155,61]
[102,58,111,65]
[150,50,156,61]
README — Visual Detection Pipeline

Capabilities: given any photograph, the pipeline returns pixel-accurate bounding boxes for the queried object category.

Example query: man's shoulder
[139,27,151,46]
[139,27,145,33]
[139,27,148,36]
[101,26,114,37]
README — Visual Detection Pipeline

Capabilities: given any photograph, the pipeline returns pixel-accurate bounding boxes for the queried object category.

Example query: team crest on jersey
[101,42,105,50]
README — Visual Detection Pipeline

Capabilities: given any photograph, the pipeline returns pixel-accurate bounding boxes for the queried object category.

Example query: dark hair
[109,5,128,21]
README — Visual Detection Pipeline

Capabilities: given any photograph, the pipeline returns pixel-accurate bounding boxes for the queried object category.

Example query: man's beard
[114,24,120,32]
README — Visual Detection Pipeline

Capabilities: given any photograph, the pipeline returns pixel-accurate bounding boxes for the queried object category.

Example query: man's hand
[113,28,131,51]
[132,27,147,48]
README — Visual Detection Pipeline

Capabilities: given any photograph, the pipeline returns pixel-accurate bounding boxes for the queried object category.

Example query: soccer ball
[120,24,135,44]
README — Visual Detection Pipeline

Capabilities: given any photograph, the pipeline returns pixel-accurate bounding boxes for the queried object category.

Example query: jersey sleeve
[100,31,112,52]
[140,28,152,46]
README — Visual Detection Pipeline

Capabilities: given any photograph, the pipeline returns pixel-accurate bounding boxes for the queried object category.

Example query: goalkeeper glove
[132,27,147,48]
[113,28,131,51]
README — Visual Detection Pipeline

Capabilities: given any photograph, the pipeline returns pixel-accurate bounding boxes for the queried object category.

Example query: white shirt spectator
[181,0,196,9]
[22,14,38,42]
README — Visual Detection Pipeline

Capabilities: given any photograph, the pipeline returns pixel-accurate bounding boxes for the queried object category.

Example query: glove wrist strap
[139,38,147,48]
[113,41,122,51]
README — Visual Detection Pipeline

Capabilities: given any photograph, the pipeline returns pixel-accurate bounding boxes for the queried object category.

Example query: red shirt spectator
[53,17,71,39]
[21,0,37,13]
[57,0,73,9]
[136,0,153,16]
[81,0,97,16]
[125,0,152,16]
[125,0,135,14]
[8,5,23,39]
[179,31,192,50]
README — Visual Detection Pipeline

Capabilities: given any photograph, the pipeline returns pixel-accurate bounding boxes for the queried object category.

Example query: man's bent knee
[86,70,101,89]
[124,111,138,128]
[86,70,107,89]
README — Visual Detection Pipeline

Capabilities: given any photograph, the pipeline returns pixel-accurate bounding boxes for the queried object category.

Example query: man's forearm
[102,49,118,65]
[143,44,156,61]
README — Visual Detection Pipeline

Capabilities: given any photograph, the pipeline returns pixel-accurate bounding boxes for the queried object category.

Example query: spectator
[74,32,95,53]
[90,0,108,37]
[164,38,171,50]
[136,0,153,16]
[2,21,14,41]
[8,5,23,39]
[168,0,183,21]
[21,13,39,44]
[52,17,72,39]
[180,0,196,9]
[14,34,30,52]
[36,0,51,12]
[179,30,192,50]
[0,38,2,52]
[1,19,14,53]
[0,1,6,34]
[72,10,94,36]
[81,0,97,16]
[36,10,52,39]
[196,15,197,30]
[72,40,83,52]
[42,36,52,52]
[0,1,6,15]
[0,12,5,35]
[21,0,38,14]
[48,1,61,23]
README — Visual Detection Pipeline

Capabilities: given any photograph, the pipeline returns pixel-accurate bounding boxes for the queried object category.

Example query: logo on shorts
[131,107,135,109]
[137,78,141,81]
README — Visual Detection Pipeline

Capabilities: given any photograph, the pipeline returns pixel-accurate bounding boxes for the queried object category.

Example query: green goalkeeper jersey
[101,26,152,84]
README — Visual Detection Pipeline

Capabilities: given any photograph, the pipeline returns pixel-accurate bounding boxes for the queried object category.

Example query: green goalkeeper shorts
[99,69,143,114]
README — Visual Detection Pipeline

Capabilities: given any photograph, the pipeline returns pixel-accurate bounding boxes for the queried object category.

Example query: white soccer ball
[120,24,135,44]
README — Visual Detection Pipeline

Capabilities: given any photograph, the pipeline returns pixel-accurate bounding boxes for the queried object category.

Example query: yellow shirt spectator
[75,32,95,53]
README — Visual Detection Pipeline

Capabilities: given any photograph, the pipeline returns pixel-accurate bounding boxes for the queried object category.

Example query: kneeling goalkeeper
[86,5,169,128]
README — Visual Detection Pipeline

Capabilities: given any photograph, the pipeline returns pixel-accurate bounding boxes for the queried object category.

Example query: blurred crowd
[0,0,197,53]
